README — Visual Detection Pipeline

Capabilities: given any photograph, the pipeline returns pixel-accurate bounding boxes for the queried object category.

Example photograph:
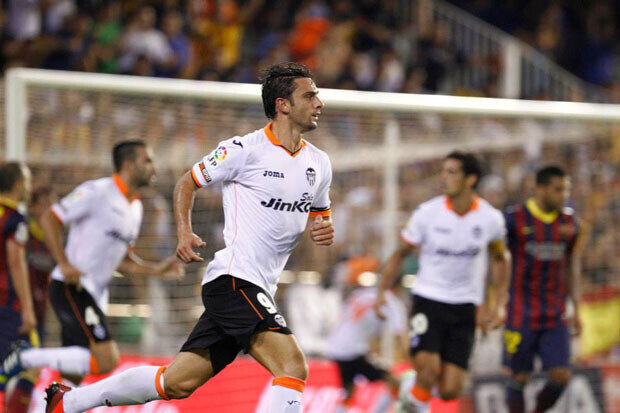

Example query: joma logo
[263,170,285,178]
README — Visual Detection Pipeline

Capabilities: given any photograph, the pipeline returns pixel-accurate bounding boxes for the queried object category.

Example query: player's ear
[275,97,290,115]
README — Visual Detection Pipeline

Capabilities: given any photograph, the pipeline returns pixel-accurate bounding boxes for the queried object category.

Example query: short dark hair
[260,62,313,120]
[112,140,146,172]
[445,151,482,187]
[536,165,566,185]
[0,162,25,193]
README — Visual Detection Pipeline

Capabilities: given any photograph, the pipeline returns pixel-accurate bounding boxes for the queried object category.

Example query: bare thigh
[163,348,215,399]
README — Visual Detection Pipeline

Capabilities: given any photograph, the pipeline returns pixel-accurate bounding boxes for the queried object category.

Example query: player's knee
[438,383,463,400]
[276,352,308,381]
[94,351,120,374]
[415,363,440,385]
[549,368,571,385]
[512,372,530,386]
[164,377,201,399]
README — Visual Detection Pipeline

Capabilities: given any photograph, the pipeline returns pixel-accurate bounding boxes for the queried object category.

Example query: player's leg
[437,362,467,400]
[333,359,356,410]
[435,300,476,401]
[6,282,112,379]
[249,330,308,413]
[503,328,537,413]
[533,325,572,413]
[397,296,446,411]
[51,349,214,413]
[6,368,38,413]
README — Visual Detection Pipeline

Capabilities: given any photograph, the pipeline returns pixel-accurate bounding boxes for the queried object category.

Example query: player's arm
[567,219,589,336]
[6,238,36,333]
[118,251,184,280]
[480,240,512,332]
[174,171,206,263]
[374,240,417,319]
[40,208,82,284]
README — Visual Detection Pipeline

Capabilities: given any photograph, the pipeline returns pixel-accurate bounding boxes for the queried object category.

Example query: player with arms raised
[375,152,511,413]
[44,62,334,413]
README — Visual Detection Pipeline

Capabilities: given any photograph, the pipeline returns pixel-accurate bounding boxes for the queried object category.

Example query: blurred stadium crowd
[1,0,618,98]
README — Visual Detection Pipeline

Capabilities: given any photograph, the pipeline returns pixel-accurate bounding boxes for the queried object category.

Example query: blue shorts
[502,324,570,373]
[0,309,29,360]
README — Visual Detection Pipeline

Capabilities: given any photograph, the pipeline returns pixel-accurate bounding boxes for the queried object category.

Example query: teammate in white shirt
[1,141,183,391]
[327,284,408,411]
[44,62,335,413]
[375,152,511,413]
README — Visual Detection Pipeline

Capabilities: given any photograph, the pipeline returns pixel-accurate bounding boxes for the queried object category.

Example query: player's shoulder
[503,203,523,216]
[219,127,268,150]
[303,139,329,158]
[418,195,445,211]
[476,197,503,217]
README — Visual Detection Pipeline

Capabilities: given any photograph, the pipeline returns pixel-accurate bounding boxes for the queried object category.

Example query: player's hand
[374,291,387,320]
[176,231,206,263]
[158,255,186,281]
[310,216,334,246]
[19,308,36,334]
[60,261,83,286]
[477,304,502,334]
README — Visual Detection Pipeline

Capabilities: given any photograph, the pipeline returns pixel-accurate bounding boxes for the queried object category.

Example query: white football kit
[326,288,407,361]
[401,195,506,305]
[51,175,143,309]
[191,123,332,297]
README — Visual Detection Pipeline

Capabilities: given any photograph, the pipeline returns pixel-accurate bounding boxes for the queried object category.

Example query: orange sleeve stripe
[155,366,170,400]
[89,356,100,375]
[309,209,331,218]
[272,376,305,392]
[50,207,64,225]
[190,168,202,188]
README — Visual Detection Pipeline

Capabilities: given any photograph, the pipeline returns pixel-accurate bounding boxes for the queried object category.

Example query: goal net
[4,69,620,413]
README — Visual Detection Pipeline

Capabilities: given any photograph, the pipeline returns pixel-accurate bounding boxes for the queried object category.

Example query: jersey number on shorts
[257,293,277,314]
[504,330,522,354]
[85,306,101,327]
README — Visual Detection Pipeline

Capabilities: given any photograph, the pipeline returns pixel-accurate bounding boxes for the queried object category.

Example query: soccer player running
[503,166,586,413]
[375,152,511,413]
[327,281,408,412]
[1,141,183,392]
[0,163,37,409]
[43,62,334,413]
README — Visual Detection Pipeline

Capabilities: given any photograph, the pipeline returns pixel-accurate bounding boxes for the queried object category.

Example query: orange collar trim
[112,174,139,200]
[445,195,479,216]
[264,123,306,158]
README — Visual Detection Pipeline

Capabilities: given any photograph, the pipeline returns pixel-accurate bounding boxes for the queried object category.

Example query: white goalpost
[4,68,620,412]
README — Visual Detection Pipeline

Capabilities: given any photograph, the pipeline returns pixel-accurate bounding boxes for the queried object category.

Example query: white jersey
[401,195,505,305]
[51,175,143,309]
[326,288,406,361]
[191,123,332,297]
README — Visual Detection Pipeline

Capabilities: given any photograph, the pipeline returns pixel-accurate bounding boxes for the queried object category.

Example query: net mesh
[12,82,620,412]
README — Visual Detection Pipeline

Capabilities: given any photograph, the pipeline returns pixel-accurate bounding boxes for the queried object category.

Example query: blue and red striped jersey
[0,198,29,312]
[504,199,579,331]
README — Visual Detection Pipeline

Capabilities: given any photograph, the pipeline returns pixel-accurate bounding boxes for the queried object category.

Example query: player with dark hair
[375,151,511,413]
[44,61,334,413]
[1,141,183,395]
[503,165,586,413]
[0,162,37,412]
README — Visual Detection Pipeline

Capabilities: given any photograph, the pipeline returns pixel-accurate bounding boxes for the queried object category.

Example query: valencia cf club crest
[306,167,316,186]
[472,225,482,239]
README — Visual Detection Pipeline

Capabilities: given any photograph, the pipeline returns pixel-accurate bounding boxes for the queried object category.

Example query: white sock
[270,376,305,413]
[20,346,91,376]
[63,366,167,413]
